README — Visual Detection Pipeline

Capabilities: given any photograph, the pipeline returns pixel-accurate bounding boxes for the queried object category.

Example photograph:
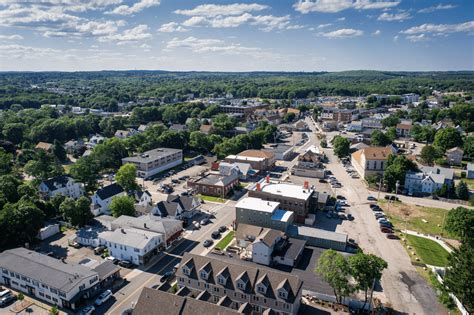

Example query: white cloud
[401,21,474,35]
[377,11,411,21]
[107,0,160,15]
[336,17,346,21]
[406,34,429,42]
[372,29,381,36]
[100,24,152,43]
[293,0,399,14]
[0,44,61,58]
[158,22,189,33]
[418,4,457,14]
[174,3,268,17]
[320,28,363,38]
[0,34,24,40]
[286,24,305,30]
[182,13,291,31]
[317,23,332,29]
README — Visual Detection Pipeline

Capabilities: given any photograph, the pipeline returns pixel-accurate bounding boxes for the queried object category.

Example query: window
[257,285,266,294]
[134,248,139,253]
[218,276,225,285]
[278,290,287,299]
[200,272,207,280]
[79,284,85,291]
[50,288,58,294]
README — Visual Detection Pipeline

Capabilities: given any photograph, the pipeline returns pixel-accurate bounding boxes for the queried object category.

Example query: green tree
[348,252,388,308]
[456,181,469,200]
[115,163,138,192]
[386,127,397,141]
[315,249,353,304]
[0,149,13,176]
[433,127,463,152]
[384,155,418,192]
[321,139,328,148]
[332,136,350,159]
[110,195,135,217]
[69,156,100,192]
[371,130,392,146]
[187,118,201,132]
[189,131,213,153]
[381,115,400,128]
[445,207,474,240]
[2,123,27,145]
[463,136,474,161]
[59,197,93,227]
[52,139,67,162]
[444,243,474,312]
[24,150,63,181]
[49,306,59,315]
[420,145,441,165]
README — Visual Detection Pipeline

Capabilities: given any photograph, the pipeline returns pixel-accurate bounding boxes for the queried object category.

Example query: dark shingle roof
[96,183,124,200]
[42,175,72,191]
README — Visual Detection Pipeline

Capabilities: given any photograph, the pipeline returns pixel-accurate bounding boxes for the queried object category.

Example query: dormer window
[218,275,226,285]
[278,289,288,299]
[200,271,208,280]
[182,267,189,276]
[257,284,266,294]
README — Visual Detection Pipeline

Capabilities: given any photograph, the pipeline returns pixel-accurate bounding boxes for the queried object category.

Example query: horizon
[0,0,473,72]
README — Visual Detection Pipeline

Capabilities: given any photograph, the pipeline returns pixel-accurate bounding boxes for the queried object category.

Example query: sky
[0,0,473,72]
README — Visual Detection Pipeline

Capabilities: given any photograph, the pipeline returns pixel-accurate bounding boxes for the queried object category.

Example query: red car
[386,233,399,239]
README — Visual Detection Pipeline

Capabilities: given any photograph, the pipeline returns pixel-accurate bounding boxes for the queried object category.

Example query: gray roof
[122,148,182,164]
[92,261,120,281]
[95,183,124,200]
[0,248,97,293]
[420,166,454,180]
[190,173,238,186]
[467,163,474,171]
[41,175,73,191]
[99,227,161,249]
[111,215,182,238]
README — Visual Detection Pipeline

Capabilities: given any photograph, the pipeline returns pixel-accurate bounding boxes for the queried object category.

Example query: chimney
[266,175,270,183]
[304,181,309,189]
[256,183,261,191]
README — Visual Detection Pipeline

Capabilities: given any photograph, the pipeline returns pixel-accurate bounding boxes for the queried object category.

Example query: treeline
[1,70,473,110]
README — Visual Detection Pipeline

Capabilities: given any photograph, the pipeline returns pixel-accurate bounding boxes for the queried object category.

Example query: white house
[91,183,125,216]
[405,166,454,196]
[152,195,200,221]
[86,134,105,148]
[445,147,464,166]
[135,190,152,207]
[252,230,284,266]
[39,175,84,199]
[467,163,474,179]
[99,228,163,265]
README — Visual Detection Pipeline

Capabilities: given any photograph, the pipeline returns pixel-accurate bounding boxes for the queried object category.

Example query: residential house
[219,102,269,117]
[169,124,188,132]
[114,128,138,139]
[86,134,105,148]
[351,147,392,179]
[262,144,294,161]
[252,229,285,265]
[405,166,454,196]
[225,150,275,171]
[467,163,474,179]
[135,190,152,207]
[199,124,214,135]
[176,253,303,315]
[64,139,85,155]
[122,148,183,178]
[187,172,239,198]
[152,195,200,221]
[39,175,84,199]
[396,123,413,138]
[445,147,464,166]
[218,162,255,180]
[402,93,419,104]
[35,142,53,152]
[99,227,163,265]
[0,248,100,310]
[292,147,326,179]
[91,183,126,216]
[293,120,308,131]
[419,166,454,185]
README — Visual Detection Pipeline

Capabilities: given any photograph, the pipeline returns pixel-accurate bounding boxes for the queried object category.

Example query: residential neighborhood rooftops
[95,183,124,200]
[189,173,237,186]
[99,227,161,249]
[352,146,391,162]
[122,148,182,163]
[238,150,275,159]
[235,197,280,213]
[41,175,73,191]
[419,165,454,180]
[0,248,97,293]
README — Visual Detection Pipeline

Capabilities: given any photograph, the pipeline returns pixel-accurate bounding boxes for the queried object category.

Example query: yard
[378,201,457,239]
[215,231,235,251]
[197,194,226,203]
[405,234,450,267]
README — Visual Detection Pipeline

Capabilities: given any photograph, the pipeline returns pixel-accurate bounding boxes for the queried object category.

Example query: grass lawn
[463,178,474,190]
[405,234,450,267]
[378,201,457,239]
[215,231,234,251]
[197,194,226,203]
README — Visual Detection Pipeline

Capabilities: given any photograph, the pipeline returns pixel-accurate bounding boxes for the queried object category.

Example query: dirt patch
[380,202,424,219]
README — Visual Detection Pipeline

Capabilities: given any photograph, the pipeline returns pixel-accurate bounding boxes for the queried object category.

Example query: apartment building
[351,147,392,178]
[122,148,183,178]
[176,253,303,315]
[235,197,294,232]
[0,248,100,310]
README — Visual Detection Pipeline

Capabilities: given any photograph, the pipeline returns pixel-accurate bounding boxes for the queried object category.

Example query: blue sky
[0,0,473,71]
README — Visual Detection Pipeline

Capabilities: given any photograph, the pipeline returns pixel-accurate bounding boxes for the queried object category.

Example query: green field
[215,231,235,251]
[198,194,226,203]
[405,234,450,267]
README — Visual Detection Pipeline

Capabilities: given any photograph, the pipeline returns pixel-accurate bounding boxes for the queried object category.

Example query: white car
[94,290,112,306]
[78,305,95,315]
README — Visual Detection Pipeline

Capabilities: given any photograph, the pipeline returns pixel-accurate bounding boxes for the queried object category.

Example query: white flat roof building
[258,182,313,201]
[225,155,265,162]
[235,197,280,213]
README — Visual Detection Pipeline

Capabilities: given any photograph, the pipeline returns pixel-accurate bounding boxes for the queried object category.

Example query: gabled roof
[42,175,73,191]
[260,229,284,247]
[35,142,53,151]
[238,150,274,159]
[95,183,124,200]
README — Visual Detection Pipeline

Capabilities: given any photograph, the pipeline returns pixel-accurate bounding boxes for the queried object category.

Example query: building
[419,166,454,184]
[86,134,105,148]
[64,139,85,154]
[219,103,269,117]
[225,150,275,171]
[402,93,420,104]
[135,190,152,207]
[91,183,126,216]
[176,253,303,315]
[169,124,188,132]
[361,118,383,129]
[114,128,138,139]
[153,195,200,221]
[404,171,445,196]
[396,123,413,138]
[235,197,294,232]
[351,147,392,179]
[134,287,242,315]
[99,227,163,265]
[39,175,84,199]
[248,180,316,223]
[122,148,183,178]
[252,229,285,266]
[37,223,60,240]
[199,124,214,135]
[110,215,183,248]
[467,163,474,179]
[0,248,100,310]
[291,148,326,179]
[286,225,347,251]
[262,144,294,161]
[445,147,464,166]
[218,162,255,181]
[35,142,53,152]
[187,173,239,198]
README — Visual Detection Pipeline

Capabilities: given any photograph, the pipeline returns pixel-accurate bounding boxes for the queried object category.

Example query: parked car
[118,260,133,268]
[367,196,377,201]
[193,221,201,230]
[380,227,393,233]
[78,305,95,315]
[94,290,112,306]
[0,293,16,308]
[386,233,399,240]
[379,222,393,228]
[338,213,347,220]
[94,245,106,255]
[218,225,227,233]
[211,231,221,239]
[200,218,210,226]
[203,239,214,247]
[160,271,174,283]
[69,241,81,249]
[151,284,160,290]
[347,214,354,221]
[105,256,119,264]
